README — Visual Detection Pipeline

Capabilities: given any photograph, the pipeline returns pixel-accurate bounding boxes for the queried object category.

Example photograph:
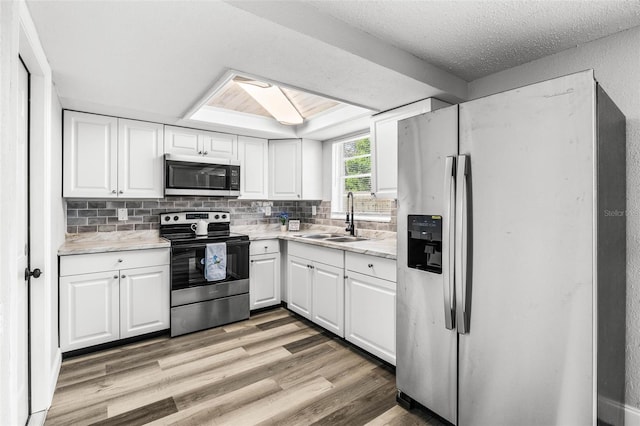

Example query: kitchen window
[331,134,392,221]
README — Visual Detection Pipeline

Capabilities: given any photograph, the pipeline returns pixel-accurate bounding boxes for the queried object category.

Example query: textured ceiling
[306,0,640,81]
[25,0,640,139]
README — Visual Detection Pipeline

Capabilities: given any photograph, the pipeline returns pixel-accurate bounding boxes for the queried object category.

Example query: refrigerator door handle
[442,156,456,330]
[455,154,470,334]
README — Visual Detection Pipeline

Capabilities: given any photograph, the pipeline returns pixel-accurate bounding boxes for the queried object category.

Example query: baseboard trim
[598,395,640,426]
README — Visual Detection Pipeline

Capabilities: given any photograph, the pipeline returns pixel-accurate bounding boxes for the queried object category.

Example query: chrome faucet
[345,191,355,236]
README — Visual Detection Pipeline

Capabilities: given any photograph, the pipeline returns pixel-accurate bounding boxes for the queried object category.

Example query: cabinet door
[164,126,201,156]
[63,111,118,198]
[345,271,396,364]
[371,98,448,199]
[238,136,268,199]
[119,265,170,339]
[201,131,237,159]
[250,252,281,310]
[118,119,164,198]
[60,271,120,352]
[312,262,344,337]
[287,255,312,319]
[269,139,302,200]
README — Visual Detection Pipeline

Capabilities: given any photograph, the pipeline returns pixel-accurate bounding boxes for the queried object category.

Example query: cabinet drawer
[288,241,343,268]
[346,252,396,282]
[60,248,170,276]
[250,239,280,256]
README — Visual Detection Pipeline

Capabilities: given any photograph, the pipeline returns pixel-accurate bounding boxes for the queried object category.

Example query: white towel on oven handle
[204,242,226,281]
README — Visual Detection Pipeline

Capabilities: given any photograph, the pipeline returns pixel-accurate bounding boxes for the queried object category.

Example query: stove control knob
[222,214,227,219]
[214,214,220,219]
[164,216,170,222]
[174,216,179,221]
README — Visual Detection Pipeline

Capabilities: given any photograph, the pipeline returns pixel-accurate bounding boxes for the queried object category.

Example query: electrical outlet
[312,205,317,216]
[265,206,271,216]
[118,208,128,221]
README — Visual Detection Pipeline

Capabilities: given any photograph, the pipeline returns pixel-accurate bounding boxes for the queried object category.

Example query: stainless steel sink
[295,233,345,239]
[324,236,368,243]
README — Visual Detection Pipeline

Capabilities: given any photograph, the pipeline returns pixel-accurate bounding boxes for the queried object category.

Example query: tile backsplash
[66,197,397,233]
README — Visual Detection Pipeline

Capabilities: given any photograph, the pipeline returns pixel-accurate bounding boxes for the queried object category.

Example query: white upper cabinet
[201,131,237,159]
[118,119,164,198]
[165,125,237,159]
[370,98,450,198]
[238,136,268,199]
[268,138,322,200]
[63,112,118,198]
[164,126,200,155]
[63,111,164,198]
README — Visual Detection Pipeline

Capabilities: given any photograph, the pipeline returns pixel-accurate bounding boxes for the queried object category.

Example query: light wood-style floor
[46,308,445,425]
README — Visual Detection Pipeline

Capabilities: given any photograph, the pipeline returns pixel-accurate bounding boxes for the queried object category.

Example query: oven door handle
[171,240,250,250]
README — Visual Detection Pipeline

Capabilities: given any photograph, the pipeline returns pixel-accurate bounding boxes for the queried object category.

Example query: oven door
[170,240,249,291]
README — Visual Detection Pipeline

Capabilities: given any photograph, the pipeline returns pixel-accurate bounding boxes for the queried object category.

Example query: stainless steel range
[160,211,250,337]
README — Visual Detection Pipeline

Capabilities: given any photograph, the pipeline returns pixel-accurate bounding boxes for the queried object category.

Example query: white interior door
[17,58,30,425]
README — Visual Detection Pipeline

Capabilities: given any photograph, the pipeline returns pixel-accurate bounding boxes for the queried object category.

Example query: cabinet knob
[119,190,124,194]
[118,259,123,263]
[297,194,300,198]
[368,263,374,268]
[250,259,254,263]
[344,275,348,279]
[203,151,208,155]
[112,190,116,194]
[121,275,126,279]
[113,275,118,279]
[198,151,203,155]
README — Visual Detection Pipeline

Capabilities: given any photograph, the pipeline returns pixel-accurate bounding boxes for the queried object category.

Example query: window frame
[330,133,391,223]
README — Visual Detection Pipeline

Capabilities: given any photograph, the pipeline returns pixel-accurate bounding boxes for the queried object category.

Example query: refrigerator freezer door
[396,105,458,424]
[457,71,596,425]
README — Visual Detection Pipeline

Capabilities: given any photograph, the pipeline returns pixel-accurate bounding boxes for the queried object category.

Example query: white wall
[0,0,62,419]
[0,1,23,421]
[468,26,640,413]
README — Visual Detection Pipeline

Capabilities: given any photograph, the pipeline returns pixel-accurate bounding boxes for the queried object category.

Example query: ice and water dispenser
[407,215,442,274]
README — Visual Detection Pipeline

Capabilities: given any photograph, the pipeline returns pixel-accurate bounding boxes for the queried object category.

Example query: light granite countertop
[58,230,170,255]
[59,225,397,260]
[233,224,397,260]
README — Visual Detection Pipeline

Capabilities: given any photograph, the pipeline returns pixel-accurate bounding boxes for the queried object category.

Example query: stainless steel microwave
[164,154,240,197]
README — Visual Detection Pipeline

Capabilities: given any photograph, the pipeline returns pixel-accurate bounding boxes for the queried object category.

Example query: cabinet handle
[121,275,126,279]
[344,275,348,279]
[368,263,374,268]
[118,259,123,263]
[113,275,118,279]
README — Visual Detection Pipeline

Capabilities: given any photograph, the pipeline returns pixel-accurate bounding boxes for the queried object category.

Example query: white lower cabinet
[59,271,120,351]
[59,248,170,352]
[287,255,313,318]
[345,252,397,365]
[250,240,281,310]
[312,262,344,336]
[287,242,344,337]
[119,265,170,339]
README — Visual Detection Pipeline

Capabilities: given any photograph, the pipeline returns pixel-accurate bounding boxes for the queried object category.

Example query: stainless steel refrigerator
[396,70,626,426]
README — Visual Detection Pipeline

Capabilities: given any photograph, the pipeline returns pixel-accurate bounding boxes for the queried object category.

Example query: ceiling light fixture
[236,81,304,125]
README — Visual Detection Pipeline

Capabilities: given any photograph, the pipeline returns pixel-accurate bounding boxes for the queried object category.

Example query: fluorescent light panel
[236,81,303,125]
